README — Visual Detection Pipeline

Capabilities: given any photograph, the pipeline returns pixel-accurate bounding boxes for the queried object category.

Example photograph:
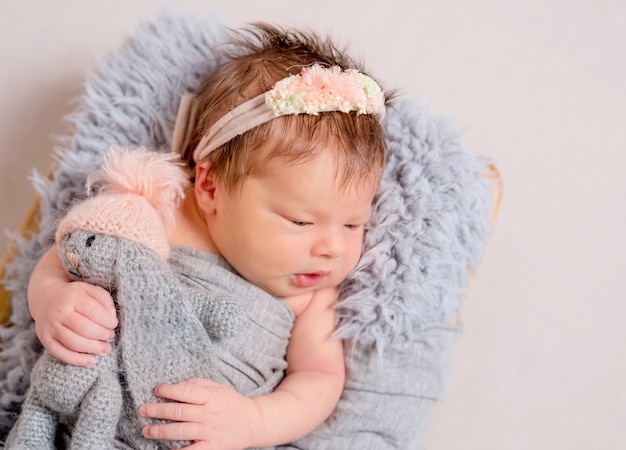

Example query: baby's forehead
[257,148,379,189]
[249,158,378,211]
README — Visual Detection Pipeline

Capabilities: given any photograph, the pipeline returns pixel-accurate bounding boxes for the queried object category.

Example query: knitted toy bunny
[6,147,246,450]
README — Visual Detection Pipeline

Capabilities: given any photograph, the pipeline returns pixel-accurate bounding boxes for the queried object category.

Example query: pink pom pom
[87,146,189,233]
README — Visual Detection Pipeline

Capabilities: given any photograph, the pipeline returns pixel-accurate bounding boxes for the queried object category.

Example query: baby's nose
[312,230,346,258]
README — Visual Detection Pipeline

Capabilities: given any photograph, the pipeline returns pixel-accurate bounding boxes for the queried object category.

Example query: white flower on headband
[265,65,385,117]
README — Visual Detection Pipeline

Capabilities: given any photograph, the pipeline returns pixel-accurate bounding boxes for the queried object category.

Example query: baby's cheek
[342,247,363,277]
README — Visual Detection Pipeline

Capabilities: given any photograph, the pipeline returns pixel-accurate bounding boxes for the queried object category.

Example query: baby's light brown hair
[181,23,388,192]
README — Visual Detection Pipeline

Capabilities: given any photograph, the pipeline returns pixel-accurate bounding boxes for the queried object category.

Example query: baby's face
[204,147,377,298]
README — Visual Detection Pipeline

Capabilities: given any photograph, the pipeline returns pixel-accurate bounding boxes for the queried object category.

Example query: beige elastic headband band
[172,64,386,163]
[171,94,200,158]
[193,94,277,162]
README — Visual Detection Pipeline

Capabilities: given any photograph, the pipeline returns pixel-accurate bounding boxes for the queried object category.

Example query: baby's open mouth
[293,271,329,288]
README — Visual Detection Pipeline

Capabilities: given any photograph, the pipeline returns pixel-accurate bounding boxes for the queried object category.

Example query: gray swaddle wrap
[167,246,294,397]
[116,246,294,449]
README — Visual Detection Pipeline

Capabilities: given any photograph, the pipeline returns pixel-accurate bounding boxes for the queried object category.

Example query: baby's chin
[265,284,315,299]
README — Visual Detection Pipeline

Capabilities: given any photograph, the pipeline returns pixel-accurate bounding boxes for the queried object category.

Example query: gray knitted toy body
[5,148,246,449]
[6,329,122,450]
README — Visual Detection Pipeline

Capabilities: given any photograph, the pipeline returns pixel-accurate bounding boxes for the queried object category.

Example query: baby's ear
[194,161,218,212]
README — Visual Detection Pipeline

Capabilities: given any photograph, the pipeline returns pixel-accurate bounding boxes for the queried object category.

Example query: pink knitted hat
[56,146,189,259]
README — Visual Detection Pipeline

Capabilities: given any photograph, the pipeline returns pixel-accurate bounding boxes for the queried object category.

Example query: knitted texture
[0,11,493,442]
[7,347,122,450]
[55,146,189,259]
[5,148,247,449]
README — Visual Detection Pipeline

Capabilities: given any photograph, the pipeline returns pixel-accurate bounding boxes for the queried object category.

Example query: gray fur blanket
[0,11,492,446]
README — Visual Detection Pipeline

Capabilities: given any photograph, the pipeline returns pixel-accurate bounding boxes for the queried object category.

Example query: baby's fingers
[75,284,118,329]
[139,402,202,423]
[41,335,97,367]
[60,307,114,342]
[142,421,205,442]
[153,379,226,404]
[53,323,112,355]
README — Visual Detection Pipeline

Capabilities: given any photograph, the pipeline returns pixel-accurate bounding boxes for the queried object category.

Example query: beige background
[1,0,625,448]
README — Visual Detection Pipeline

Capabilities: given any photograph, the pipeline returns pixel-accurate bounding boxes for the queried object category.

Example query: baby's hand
[30,279,118,367]
[139,378,260,450]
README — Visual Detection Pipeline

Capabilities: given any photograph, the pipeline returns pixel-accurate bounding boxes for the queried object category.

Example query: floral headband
[172,64,386,162]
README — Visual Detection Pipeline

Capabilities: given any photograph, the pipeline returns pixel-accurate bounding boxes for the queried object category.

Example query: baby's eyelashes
[290,220,312,227]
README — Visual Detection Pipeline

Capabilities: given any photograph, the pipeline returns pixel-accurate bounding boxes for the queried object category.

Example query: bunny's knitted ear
[56,147,189,259]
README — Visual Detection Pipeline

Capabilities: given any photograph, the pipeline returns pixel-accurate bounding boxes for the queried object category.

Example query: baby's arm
[250,285,345,444]
[28,245,118,366]
[139,286,345,448]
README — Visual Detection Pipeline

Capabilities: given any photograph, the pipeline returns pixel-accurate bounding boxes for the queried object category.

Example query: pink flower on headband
[265,64,385,118]
[189,64,386,161]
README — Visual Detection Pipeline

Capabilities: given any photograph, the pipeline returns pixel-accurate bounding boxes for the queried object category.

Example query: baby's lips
[293,271,329,288]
